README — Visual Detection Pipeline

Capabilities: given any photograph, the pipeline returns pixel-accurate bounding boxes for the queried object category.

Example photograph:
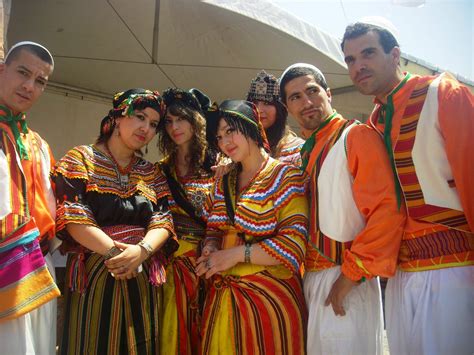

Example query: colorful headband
[100,88,165,136]
[112,89,165,118]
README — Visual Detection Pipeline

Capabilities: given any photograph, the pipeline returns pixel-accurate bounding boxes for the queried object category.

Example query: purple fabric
[0,240,46,288]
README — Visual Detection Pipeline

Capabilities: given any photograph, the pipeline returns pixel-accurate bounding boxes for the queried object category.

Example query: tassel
[68,252,87,293]
[148,252,167,286]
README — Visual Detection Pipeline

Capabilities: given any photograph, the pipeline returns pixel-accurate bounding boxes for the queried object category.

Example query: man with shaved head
[0,41,60,354]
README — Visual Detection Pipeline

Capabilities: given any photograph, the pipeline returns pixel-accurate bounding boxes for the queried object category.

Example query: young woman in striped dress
[196,100,309,354]
[157,88,217,354]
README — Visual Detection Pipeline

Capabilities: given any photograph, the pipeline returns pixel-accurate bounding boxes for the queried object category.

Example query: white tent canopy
[8,0,464,159]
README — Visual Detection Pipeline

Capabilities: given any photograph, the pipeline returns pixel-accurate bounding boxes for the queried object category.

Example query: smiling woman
[53,88,178,355]
[196,100,309,354]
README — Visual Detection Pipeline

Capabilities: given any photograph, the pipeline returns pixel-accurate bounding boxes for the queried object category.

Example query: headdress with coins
[246,70,281,103]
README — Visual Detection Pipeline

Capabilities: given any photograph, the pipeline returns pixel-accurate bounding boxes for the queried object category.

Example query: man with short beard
[280,63,404,354]
[341,18,474,355]
[0,41,60,354]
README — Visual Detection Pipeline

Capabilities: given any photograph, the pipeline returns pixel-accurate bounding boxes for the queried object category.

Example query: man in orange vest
[0,41,60,354]
[280,63,404,354]
[342,18,474,354]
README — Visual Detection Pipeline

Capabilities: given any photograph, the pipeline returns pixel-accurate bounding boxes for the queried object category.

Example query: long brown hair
[158,102,212,174]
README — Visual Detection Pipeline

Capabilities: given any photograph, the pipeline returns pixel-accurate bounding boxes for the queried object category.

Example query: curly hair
[158,101,213,174]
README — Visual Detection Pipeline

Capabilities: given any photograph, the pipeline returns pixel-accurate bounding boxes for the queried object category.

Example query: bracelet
[104,246,122,260]
[138,240,154,258]
[244,243,252,263]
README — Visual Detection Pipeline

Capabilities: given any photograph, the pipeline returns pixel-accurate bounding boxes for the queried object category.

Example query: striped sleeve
[260,166,309,273]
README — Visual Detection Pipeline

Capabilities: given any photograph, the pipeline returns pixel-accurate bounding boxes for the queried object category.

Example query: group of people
[0,17,472,355]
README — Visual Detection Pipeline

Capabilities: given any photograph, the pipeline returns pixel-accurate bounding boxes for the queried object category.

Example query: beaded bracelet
[244,243,252,263]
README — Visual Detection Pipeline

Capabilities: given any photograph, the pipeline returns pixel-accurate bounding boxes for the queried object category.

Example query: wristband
[138,240,154,257]
[244,243,252,263]
[104,246,121,260]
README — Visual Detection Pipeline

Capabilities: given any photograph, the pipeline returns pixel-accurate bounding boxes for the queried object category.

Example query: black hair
[280,67,328,104]
[211,111,264,153]
[341,22,399,53]
[5,45,53,67]
[259,101,288,157]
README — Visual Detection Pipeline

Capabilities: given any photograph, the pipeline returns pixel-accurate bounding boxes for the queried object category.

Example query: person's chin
[11,101,31,114]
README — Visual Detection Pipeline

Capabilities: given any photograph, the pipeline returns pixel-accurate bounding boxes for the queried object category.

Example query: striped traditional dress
[201,158,308,354]
[274,130,304,166]
[158,160,214,355]
[54,145,176,355]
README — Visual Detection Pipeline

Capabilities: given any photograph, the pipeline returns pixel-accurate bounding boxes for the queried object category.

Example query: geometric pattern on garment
[318,123,365,242]
[412,73,463,211]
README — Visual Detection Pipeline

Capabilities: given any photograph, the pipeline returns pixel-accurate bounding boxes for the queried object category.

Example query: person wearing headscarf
[157,87,217,354]
[196,100,308,354]
[342,18,474,355]
[54,88,178,354]
[246,69,304,166]
[0,41,60,355]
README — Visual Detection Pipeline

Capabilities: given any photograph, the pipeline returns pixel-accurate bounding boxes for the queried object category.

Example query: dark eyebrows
[361,47,377,55]
[17,64,49,83]
[17,65,32,75]
[306,84,319,92]
[287,92,299,100]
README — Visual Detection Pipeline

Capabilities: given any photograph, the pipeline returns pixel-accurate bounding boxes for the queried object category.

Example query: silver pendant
[120,174,129,185]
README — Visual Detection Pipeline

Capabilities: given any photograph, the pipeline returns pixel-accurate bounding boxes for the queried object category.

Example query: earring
[145,144,149,154]
[115,125,120,137]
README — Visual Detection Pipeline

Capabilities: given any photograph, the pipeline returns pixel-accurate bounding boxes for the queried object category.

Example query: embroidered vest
[0,124,39,249]
[393,75,470,232]
[0,124,59,321]
[308,119,361,264]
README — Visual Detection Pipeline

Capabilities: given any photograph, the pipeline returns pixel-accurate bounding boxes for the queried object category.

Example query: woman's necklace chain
[105,142,136,184]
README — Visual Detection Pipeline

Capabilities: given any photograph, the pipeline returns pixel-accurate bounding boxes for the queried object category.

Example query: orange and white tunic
[369,72,474,355]
[303,114,404,355]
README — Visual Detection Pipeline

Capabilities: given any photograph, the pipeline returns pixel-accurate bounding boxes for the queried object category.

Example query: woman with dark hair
[196,100,309,354]
[246,70,304,166]
[54,89,177,354]
[157,88,216,354]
